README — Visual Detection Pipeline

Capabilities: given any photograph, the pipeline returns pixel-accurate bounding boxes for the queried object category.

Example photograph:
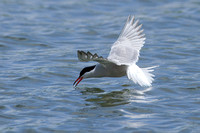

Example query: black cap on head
[79,65,96,77]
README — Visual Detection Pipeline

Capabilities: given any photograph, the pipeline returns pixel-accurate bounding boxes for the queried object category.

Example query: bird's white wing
[107,16,146,65]
[77,50,115,65]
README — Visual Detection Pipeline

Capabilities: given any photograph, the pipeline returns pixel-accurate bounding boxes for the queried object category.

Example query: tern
[73,16,157,87]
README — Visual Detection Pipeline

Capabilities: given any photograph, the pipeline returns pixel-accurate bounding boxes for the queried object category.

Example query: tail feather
[127,64,157,87]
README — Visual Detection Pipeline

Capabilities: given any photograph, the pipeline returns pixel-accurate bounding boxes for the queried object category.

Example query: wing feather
[108,16,146,65]
[77,50,115,65]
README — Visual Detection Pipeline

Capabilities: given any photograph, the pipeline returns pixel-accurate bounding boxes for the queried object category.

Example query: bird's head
[73,65,96,87]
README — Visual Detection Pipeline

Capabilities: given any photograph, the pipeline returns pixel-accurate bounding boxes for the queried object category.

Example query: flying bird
[73,16,157,87]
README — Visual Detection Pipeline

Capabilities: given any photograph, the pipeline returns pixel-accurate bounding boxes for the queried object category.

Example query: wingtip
[127,15,131,20]
[127,15,135,24]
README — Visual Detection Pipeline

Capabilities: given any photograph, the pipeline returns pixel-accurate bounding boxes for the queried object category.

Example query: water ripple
[0,0,200,132]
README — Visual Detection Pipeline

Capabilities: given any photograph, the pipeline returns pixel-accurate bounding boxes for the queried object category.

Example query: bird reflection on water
[74,87,155,129]
[78,87,153,107]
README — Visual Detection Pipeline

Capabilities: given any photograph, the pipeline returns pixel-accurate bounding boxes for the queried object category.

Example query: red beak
[73,77,83,87]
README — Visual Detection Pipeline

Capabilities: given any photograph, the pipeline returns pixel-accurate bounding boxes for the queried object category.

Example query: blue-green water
[0,0,200,132]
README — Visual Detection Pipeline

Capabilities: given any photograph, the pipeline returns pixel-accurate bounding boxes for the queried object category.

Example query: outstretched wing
[77,50,115,65]
[107,16,146,65]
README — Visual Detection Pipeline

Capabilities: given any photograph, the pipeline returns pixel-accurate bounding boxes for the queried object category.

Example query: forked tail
[127,64,158,87]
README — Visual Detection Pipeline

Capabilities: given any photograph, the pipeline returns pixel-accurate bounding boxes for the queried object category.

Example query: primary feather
[108,15,145,65]
[77,50,115,65]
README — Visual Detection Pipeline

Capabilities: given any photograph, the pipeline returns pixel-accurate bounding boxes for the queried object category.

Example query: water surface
[0,0,200,132]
